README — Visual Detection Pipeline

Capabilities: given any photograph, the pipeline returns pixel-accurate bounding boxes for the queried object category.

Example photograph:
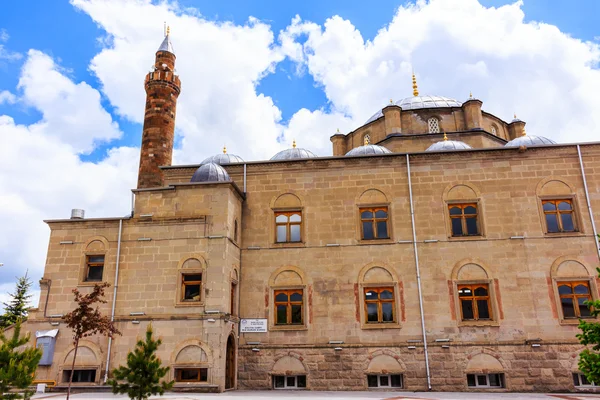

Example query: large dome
[505,134,556,148]
[201,147,244,165]
[271,142,317,160]
[366,95,463,124]
[345,144,392,157]
[191,162,231,183]
[426,138,473,152]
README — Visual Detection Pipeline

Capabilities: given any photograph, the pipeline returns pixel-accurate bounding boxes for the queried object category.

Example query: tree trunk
[66,338,80,400]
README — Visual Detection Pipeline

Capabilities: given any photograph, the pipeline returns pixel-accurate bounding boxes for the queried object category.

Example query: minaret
[137,27,181,189]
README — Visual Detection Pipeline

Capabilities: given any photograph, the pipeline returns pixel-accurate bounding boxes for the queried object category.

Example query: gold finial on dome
[443,132,448,141]
[412,72,419,97]
[292,139,297,148]
[223,145,227,154]
[469,91,473,99]
[514,113,517,119]
[390,98,393,104]
[364,136,370,145]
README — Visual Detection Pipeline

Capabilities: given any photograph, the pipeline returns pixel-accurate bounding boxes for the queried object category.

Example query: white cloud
[0,29,22,61]
[0,90,16,105]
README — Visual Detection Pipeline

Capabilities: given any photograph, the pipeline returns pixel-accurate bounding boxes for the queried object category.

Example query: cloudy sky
[0,0,599,308]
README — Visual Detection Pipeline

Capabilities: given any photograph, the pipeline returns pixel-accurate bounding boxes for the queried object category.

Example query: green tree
[1,272,33,328]
[63,282,120,400]
[108,324,173,400]
[0,319,43,400]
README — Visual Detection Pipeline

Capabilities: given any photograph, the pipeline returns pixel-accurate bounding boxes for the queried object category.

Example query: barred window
[428,118,440,133]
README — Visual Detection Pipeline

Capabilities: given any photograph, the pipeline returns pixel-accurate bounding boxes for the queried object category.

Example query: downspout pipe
[406,154,432,390]
[577,145,600,261]
[104,218,124,383]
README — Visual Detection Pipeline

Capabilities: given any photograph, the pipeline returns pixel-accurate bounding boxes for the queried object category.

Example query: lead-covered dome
[271,141,317,160]
[505,134,556,148]
[366,95,462,124]
[201,147,244,165]
[191,162,230,183]
[426,136,473,152]
[345,142,392,157]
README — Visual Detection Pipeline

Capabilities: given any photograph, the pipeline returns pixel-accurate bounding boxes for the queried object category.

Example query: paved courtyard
[31,391,600,400]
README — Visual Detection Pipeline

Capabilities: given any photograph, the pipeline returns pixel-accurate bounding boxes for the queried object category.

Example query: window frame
[573,372,597,388]
[427,117,440,133]
[555,280,594,320]
[363,287,396,324]
[445,200,484,239]
[174,367,209,383]
[175,261,205,307]
[452,279,499,327]
[448,203,480,237]
[180,273,202,303]
[274,289,304,326]
[540,198,579,234]
[272,375,307,390]
[359,281,401,330]
[62,368,98,383]
[273,210,303,244]
[457,283,492,321]
[84,254,105,282]
[466,373,505,389]
[367,374,403,389]
[359,206,390,241]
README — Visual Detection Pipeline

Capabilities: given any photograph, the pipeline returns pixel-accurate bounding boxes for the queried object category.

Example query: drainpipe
[243,163,247,193]
[577,145,600,261]
[406,154,432,390]
[104,218,124,383]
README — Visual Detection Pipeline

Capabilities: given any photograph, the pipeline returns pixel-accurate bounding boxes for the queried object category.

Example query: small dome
[190,163,230,183]
[345,144,392,157]
[426,139,473,152]
[271,141,317,160]
[201,147,244,165]
[366,95,462,124]
[505,135,556,148]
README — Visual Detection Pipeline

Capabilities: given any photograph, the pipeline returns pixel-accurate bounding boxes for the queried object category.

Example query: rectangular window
[181,273,202,302]
[543,199,577,233]
[275,211,302,243]
[274,289,303,325]
[558,281,592,319]
[85,255,104,282]
[448,204,479,236]
[573,372,596,387]
[367,374,403,388]
[360,207,389,240]
[175,368,208,382]
[467,373,504,388]
[458,284,492,321]
[272,375,306,389]
[62,369,96,383]
[364,287,395,324]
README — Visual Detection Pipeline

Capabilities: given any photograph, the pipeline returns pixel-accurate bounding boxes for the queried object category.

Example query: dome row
[190,133,556,183]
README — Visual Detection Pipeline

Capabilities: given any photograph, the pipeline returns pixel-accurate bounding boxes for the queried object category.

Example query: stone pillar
[137,49,181,189]
[382,105,402,135]
[462,99,483,130]
[330,132,346,156]
[508,119,526,140]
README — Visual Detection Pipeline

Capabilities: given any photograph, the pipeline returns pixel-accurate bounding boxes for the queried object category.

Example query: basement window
[367,374,403,388]
[467,373,504,388]
[62,369,96,383]
[175,368,208,382]
[573,372,597,387]
[273,375,306,389]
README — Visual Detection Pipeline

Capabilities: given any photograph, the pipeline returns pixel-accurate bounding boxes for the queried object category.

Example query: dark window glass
[575,284,590,295]
[461,300,474,320]
[581,374,591,385]
[86,266,104,281]
[367,375,378,388]
[545,214,559,233]
[489,374,501,387]
[464,206,477,215]
[184,274,201,281]
[365,290,377,300]
[180,369,199,380]
[376,221,389,238]
[561,298,575,318]
[361,211,373,219]
[276,305,287,324]
[558,201,572,211]
[291,305,302,324]
[380,375,389,386]
[182,273,201,301]
[543,199,577,233]
[458,287,472,297]
[375,210,387,218]
[184,284,200,301]
[448,204,479,237]
[391,375,402,387]
[362,222,374,240]
[467,374,476,387]
[477,375,487,386]
[286,376,295,387]
[200,368,208,382]
[559,281,592,319]
[579,298,591,318]
[380,290,393,300]
[466,218,478,235]
[561,214,575,231]
[274,289,303,325]
[360,207,390,240]
[449,206,462,215]
[477,300,490,319]
[364,287,395,323]
[573,373,580,387]
[297,375,306,388]
[451,219,463,236]
[276,293,288,302]
[381,303,393,322]
[558,285,572,295]
[274,376,285,388]
[543,202,556,211]
[474,287,488,296]
[290,292,302,302]
[85,255,105,282]
[367,303,378,322]
[64,369,96,383]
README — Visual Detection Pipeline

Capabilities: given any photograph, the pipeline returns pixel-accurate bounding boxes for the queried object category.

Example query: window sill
[544,231,583,238]
[559,318,595,326]
[361,323,401,330]
[77,281,104,287]
[358,238,394,245]
[175,302,205,308]
[270,325,308,332]
[271,242,306,249]
[458,320,499,328]
[448,235,484,241]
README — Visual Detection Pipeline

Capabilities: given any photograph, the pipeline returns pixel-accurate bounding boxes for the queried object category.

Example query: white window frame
[574,372,597,387]
[428,117,440,133]
[272,375,306,390]
[467,373,504,388]
[367,374,403,388]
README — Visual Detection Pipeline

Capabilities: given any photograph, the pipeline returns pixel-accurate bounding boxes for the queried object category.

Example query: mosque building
[22,31,600,393]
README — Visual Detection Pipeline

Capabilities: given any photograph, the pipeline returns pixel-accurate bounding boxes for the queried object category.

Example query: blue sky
[0,0,599,304]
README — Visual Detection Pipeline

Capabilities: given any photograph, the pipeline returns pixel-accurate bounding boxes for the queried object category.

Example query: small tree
[108,324,174,400]
[1,272,33,329]
[63,282,120,400]
[0,319,43,400]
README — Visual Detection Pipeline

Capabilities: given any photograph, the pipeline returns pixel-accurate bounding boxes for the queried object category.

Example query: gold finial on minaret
[443,132,448,141]
[336,128,340,133]
[469,91,473,99]
[166,26,170,36]
[223,145,227,154]
[412,72,419,97]
[292,139,297,148]
[390,98,393,104]
[514,113,517,119]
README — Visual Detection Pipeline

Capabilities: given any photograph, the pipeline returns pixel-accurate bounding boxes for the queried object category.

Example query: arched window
[536,178,580,234]
[443,183,484,238]
[272,193,303,244]
[363,134,371,145]
[358,265,401,329]
[269,267,307,330]
[428,117,440,133]
[490,125,497,135]
[550,257,596,322]
[450,261,499,326]
[81,237,109,284]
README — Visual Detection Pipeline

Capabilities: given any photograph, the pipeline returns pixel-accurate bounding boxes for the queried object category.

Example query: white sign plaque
[240,318,268,333]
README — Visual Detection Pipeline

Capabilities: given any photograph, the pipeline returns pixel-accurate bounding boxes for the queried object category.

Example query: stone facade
[18,35,600,394]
